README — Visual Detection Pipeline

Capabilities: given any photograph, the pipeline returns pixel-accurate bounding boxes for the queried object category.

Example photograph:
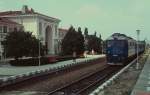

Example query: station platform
[0,55,105,79]
[131,54,150,95]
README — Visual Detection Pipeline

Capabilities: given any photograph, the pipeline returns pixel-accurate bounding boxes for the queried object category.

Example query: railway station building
[0,5,61,56]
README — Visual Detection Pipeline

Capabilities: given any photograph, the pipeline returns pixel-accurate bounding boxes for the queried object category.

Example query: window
[14,27,17,32]
[55,25,57,36]
[107,41,114,47]
[0,35,4,40]
[39,22,42,35]
[0,26,2,33]
[3,26,7,33]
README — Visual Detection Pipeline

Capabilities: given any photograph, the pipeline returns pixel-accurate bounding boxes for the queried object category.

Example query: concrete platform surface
[0,54,105,79]
[131,54,150,95]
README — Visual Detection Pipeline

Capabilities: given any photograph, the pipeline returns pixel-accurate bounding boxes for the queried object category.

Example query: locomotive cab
[106,33,145,65]
[106,39,128,65]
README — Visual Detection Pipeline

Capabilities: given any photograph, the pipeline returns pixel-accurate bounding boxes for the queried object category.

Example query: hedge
[10,57,52,66]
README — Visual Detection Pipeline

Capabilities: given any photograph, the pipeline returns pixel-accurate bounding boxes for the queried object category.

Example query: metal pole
[136,30,140,69]
[39,36,41,66]
[101,41,103,54]
[145,38,147,50]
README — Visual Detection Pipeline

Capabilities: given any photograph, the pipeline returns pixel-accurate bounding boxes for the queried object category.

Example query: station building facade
[0,5,61,56]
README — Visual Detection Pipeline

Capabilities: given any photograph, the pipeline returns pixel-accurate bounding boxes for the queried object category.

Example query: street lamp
[136,29,140,69]
[101,41,103,54]
[145,38,147,50]
[38,35,42,66]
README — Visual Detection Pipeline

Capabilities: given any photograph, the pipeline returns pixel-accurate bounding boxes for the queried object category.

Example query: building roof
[0,17,21,26]
[59,28,68,32]
[106,33,136,41]
[0,6,60,21]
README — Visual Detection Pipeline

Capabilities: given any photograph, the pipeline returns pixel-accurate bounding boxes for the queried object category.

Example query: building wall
[37,17,60,54]
[9,17,38,37]
[7,15,60,55]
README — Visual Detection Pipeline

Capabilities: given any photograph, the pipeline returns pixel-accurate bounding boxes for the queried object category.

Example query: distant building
[0,18,22,59]
[58,28,68,40]
[83,32,103,54]
[0,5,61,55]
[58,28,68,53]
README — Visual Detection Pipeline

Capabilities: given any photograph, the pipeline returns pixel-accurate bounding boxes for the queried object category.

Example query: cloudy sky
[0,0,149,41]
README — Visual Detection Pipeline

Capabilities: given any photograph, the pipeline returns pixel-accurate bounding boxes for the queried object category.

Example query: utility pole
[38,35,41,66]
[136,29,140,70]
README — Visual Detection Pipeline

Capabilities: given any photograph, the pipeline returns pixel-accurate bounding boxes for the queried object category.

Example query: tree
[61,26,85,55]
[2,30,46,59]
[94,31,97,37]
[76,27,84,55]
[87,34,102,54]
[61,26,76,55]
[84,27,88,36]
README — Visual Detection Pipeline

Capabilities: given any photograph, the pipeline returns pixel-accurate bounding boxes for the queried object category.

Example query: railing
[89,58,137,95]
[0,56,104,88]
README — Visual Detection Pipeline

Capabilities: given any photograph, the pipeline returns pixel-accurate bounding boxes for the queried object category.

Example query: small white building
[0,18,22,59]
[0,5,61,55]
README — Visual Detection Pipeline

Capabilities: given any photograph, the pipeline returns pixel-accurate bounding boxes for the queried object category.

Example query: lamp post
[145,38,147,50]
[136,29,140,69]
[38,35,41,66]
[101,41,103,54]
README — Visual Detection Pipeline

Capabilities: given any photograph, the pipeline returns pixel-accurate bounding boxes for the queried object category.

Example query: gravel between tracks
[104,52,149,95]
[0,58,107,95]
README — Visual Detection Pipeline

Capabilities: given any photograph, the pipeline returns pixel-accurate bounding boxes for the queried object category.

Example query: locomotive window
[107,40,124,47]
[116,41,124,47]
[107,41,114,47]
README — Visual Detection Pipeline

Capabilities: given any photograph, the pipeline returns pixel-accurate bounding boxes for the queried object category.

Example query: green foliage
[76,27,84,54]
[87,34,102,54]
[2,31,46,59]
[10,57,50,66]
[61,26,103,55]
[61,26,85,55]
[84,27,88,36]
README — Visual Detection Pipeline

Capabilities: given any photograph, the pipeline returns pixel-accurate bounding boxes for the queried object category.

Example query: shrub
[10,57,52,66]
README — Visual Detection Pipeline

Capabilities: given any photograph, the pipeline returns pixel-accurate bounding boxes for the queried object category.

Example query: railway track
[47,65,123,95]
[0,58,106,93]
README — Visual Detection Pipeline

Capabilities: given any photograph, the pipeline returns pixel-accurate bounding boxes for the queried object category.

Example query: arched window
[14,27,17,32]
[3,26,7,33]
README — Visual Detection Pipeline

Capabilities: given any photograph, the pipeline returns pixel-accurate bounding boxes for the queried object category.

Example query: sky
[0,0,149,41]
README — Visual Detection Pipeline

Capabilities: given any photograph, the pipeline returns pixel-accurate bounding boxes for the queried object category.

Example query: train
[106,33,145,65]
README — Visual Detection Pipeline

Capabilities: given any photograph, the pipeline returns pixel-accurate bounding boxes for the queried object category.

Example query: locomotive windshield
[107,40,124,47]
[106,40,125,55]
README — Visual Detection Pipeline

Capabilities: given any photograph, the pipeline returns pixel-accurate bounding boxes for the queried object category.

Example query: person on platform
[73,51,77,63]
[84,51,87,58]
[91,49,95,55]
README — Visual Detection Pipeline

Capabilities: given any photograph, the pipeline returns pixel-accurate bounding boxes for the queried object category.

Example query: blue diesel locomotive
[106,33,145,65]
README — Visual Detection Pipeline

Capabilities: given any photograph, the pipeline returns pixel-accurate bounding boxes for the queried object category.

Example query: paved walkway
[0,55,105,79]
[131,54,150,95]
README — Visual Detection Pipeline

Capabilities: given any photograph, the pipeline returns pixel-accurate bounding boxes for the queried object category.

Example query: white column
[136,29,140,69]
[51,24,55,54]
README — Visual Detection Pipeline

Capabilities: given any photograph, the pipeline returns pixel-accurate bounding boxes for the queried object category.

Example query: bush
[56,55,84,62]
[10,57,53,66]
[56,55,74,62]
[9,55,84,66]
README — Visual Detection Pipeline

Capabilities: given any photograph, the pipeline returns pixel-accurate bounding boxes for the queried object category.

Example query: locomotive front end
[106,39,128,65]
